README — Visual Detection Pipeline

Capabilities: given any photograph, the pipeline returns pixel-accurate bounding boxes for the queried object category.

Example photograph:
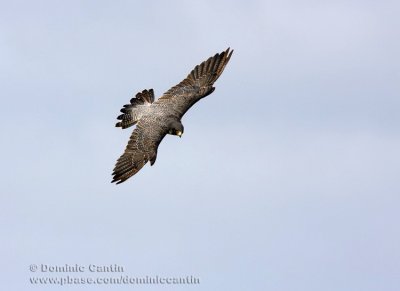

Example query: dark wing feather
[155,48,233,118]
[112,117,167,184]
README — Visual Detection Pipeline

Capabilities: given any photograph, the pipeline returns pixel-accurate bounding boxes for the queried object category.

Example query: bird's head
[168,120,184,138]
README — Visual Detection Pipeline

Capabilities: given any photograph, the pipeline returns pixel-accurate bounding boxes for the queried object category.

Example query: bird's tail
[115,89,154,129]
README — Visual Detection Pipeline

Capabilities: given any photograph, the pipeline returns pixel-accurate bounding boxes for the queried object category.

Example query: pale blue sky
[1,1,399,290]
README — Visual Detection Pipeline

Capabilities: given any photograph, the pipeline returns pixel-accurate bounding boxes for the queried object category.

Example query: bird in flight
[112,48,233,184]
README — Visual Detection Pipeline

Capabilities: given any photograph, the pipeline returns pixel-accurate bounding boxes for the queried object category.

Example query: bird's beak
[177,131,182,138]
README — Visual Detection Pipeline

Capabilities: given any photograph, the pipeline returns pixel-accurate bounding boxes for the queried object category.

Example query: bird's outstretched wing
[112,117,167,184]
[155,48,233,117]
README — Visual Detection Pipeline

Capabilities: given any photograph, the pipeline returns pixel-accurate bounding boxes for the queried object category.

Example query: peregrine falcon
[112,48,233,184]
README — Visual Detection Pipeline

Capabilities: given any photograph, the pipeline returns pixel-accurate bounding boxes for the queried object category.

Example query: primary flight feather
[112,48,233,184]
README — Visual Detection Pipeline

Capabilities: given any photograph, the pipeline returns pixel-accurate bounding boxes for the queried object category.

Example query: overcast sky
[1,1,399,290]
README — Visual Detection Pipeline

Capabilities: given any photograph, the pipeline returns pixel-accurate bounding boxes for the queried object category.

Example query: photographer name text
[30,264,124,273]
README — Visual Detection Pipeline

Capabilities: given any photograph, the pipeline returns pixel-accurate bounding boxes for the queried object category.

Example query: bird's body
[112,48,233,184]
